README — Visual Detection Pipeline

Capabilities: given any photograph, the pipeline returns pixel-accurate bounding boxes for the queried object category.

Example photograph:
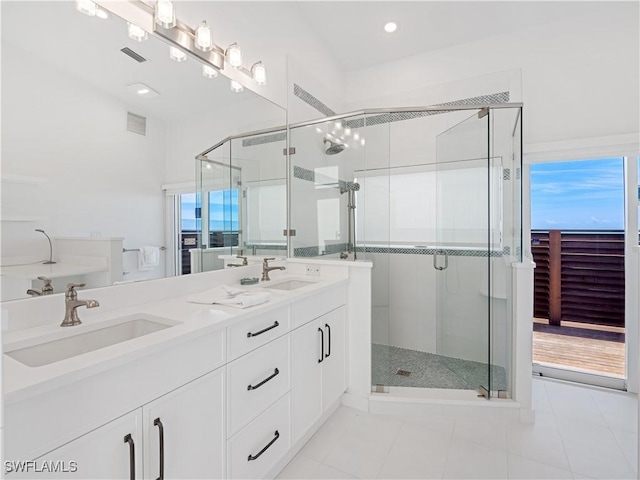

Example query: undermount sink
[5,314,180,367]
[263,279,317,291]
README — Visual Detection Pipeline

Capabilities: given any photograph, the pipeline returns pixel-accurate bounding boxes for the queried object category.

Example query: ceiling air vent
[127,112,147,136]
[120,47,147,63]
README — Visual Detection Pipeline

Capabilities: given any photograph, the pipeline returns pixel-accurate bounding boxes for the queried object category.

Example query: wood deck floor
[532,318,626,378]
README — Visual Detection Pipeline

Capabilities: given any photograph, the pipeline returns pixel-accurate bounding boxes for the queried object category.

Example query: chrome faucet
[27,276,54,297]
[61,283,99,327]
[261,258,286,281]
[227,255,249,267]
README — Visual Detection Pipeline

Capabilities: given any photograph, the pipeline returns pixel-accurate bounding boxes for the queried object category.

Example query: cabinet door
[291,318,323,441]
[143,368,225,479]
[8,410,142,479]
[321,307,346,410]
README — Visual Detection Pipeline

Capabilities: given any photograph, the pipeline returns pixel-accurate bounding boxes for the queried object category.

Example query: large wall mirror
[0,1,286,301]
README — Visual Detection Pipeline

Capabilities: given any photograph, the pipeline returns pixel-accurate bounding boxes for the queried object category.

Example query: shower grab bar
[433,250,448,271]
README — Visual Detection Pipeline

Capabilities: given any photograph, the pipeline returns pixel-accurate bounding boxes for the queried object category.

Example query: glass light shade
[155,0,176,29]
[226,43,243,68]
[194,21,213,52]
[95,8,110,20]
[75,0,97,16]
[251,62,267,85]
[169,46,187,62]
[230,80,244,93]
[128,23,148,42]
[202,65,218,79]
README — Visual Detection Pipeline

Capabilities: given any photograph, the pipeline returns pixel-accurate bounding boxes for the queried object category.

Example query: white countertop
[2,272,348,403]
[0,262,108,280]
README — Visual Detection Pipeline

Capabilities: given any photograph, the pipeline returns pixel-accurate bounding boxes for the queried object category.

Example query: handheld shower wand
[35,229,56,264]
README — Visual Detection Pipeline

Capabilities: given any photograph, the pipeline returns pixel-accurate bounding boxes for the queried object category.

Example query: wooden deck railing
[531,230,625,328]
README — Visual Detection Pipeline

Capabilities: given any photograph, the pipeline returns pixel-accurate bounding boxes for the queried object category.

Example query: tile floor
[277,377,638,479]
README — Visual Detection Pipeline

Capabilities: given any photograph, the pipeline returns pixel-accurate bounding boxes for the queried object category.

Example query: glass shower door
[434,109,492,397]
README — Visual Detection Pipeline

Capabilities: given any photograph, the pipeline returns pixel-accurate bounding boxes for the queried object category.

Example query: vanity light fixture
[202,65,219,79]
[155,0,176,29]
[75,0,97,16]
[230,80,244,93]
[251,61,267,85]
[169,46,187,62]
[128,23,148,42]
[194,21,213,52]
[226,43,243,68]
[384,21,398,33]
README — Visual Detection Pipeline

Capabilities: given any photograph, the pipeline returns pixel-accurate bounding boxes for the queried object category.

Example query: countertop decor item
[240,277,259,285]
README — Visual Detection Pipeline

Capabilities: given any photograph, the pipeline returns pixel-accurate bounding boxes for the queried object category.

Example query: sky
[181,191,239,232]
[530,158,625,231]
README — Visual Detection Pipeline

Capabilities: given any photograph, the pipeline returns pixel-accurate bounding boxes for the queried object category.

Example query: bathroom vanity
[2,259,372,479]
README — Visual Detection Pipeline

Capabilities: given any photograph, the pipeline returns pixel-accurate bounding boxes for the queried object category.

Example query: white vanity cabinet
[291,306,346,441]
[142,368,225,479]
[8,410,143,479]
[8,370,225,479]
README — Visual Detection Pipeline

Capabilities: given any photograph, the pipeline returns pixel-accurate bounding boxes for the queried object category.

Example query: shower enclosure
[288,104,523,398]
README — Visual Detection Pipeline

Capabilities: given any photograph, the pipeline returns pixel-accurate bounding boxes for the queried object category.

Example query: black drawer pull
[124,434,135,480]
[318,327,324,363]
[247,321,279,338]
[154,418,165,480]
[325,323,331,358]
[247,430,280,462]
[247,368,280,390]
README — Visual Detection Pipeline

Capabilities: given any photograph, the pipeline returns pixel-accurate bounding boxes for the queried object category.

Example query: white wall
[1,42,167,285]
[346,4,639,145]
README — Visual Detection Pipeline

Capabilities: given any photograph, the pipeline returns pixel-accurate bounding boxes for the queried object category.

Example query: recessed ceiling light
[384,22,398,33]
[127,83,159,98]
[95,8,110,20]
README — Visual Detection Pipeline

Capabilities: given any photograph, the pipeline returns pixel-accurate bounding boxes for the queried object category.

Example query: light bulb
[226,43,243,68]
[202,65,218,79]
[194,21,213,52]
[169,46,187,62]
[137,88,150,95]
[230,80,244,93]
[155,0,176,29]
[75,0,97,16]
[128,23,147,42]
[251,61,267,85]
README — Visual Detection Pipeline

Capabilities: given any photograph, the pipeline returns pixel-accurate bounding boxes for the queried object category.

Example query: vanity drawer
[227,305,290,360]
[291,286,346,328]
[228,393,291,479]
[227,335,290,436]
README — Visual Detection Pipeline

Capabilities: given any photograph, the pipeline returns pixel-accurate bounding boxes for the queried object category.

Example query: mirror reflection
[0,1,286,301]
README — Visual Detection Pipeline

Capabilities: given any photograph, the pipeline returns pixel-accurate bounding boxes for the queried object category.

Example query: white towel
[138,246,160,270]
[187,286,270,309]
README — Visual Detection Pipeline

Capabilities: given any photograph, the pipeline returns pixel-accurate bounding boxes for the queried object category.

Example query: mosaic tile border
[503,168,511,181]
[294,83,336,117]
[241,131,286,147]
[244,243,287,251]
[294,245,504,258]
[293,165,350,191]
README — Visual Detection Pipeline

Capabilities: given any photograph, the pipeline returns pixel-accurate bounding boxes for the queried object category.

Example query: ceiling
[293,1,612,70]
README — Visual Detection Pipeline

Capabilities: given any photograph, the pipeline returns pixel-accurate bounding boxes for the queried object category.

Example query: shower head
[340,182,360,194]
[323,138,345,155]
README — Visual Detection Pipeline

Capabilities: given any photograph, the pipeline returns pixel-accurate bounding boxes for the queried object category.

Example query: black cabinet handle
[318,327,324,363]
[325,323,331,358]
[124,434,135,480]
[154,418,164,480]
[247,430,280,462]
[247,368,280,390]
[247,321,279,338]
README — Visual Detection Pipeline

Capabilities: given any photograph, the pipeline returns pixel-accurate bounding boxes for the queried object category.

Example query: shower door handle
[433,250,448,271]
